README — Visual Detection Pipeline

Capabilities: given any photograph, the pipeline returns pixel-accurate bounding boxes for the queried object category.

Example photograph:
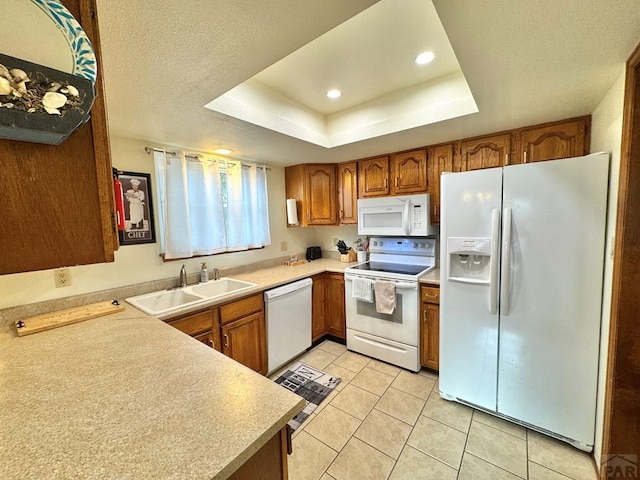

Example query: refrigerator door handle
[500,207,513,315]
[489,208,501,314]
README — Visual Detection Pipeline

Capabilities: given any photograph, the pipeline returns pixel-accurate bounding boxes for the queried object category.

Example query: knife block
[341,249,357,263]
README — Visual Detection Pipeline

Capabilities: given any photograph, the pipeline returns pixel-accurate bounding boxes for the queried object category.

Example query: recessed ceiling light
[215,148,233,155]
[415,51,435,65]
[326,89,342,99]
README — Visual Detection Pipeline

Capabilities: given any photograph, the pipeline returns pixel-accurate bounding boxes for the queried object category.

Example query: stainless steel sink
[126,277,258,317]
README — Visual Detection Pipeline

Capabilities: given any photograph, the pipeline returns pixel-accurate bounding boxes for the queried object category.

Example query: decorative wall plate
[31,0,97,83]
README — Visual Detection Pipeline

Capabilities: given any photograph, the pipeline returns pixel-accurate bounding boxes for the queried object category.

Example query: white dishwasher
[264,277,313,375]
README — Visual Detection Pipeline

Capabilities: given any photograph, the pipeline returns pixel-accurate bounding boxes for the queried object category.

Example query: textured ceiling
[80,2,640,163]
[205,0,478,148]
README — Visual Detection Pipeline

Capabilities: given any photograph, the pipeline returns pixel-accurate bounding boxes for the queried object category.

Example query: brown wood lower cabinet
[327,273,346,338]
[312,273,328,341]
[222,311,267,375]
[421,285,440,371]
[165,292,267,375]
[167,308,221,352]
[311,272,346,341]
[228,426,290,480]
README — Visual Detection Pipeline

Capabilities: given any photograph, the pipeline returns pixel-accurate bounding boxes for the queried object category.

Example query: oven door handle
[345,275,417,290]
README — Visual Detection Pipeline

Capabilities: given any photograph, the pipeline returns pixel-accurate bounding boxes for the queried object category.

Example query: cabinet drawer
[220,293,264,325]
[167,309,214,336]
[421,286,440,304]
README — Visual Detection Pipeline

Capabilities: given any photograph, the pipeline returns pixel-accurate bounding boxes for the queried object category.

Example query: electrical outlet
[54,269,71,288]
[332,237,338,246]
[281,241,287,251]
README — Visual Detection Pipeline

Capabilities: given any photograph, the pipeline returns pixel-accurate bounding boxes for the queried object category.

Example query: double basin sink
[126,278,258,318]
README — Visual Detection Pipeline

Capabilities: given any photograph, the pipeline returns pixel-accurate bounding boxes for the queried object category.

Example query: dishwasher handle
[264,277,313,301]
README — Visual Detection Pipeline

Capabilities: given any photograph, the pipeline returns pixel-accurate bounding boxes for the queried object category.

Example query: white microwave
[357,194,436,237]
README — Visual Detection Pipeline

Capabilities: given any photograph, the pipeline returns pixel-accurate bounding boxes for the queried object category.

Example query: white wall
[0,135,317,309]
[590,69,625,467]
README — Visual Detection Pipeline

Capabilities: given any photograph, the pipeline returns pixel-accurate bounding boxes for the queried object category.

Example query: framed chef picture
[117,171,156,245]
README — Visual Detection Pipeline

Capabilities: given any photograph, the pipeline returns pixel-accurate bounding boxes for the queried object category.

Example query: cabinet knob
[395,177,398,187]
[524,151,528,163]
[223,334,229,348]
[385,178,388,189]
[209,338,215,348]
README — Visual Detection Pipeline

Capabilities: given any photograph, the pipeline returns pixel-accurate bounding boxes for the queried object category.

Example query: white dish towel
[351,277,374,303]
[374,281,396,314]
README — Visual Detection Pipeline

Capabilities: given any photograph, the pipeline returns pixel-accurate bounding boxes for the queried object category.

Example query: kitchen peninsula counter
[0,306,305,479]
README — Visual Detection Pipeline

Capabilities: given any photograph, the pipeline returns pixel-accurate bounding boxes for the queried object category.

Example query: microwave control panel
[412,204,424,230]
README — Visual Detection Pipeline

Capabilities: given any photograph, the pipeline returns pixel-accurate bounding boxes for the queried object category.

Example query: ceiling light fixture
[215,148,234,155]
[326,89,342,99]
[415,51,435,65]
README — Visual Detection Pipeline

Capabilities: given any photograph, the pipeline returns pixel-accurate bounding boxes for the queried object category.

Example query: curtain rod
[144,146,270,170]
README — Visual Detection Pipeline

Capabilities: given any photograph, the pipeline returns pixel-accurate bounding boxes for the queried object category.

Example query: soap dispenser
[200,262,209,283]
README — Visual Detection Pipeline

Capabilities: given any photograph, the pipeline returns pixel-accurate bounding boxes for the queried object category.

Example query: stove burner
[350,261,431,276]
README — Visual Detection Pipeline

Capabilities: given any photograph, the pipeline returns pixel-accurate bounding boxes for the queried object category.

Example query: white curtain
[226,162,271,250]
[153,150,227,259]
[154,150,271,259]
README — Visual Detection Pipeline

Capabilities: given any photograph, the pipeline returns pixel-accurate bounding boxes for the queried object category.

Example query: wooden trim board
[15,301,124,336]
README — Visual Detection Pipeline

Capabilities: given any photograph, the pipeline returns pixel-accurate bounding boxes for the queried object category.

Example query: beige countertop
[419,268,440,285]
[147,260,439,320]
[0,257,436,478]
[150,258,353,320]
[0,307,305,479]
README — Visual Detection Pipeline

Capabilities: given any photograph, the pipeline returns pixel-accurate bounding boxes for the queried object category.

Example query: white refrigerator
[439,152,609,451]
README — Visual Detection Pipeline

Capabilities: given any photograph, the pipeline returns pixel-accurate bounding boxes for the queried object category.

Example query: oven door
[344,273,419,346]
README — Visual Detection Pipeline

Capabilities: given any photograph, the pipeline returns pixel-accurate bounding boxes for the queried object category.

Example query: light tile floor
[281,340,598,480]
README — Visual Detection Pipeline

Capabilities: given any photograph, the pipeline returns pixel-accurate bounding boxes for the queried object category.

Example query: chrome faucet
[179,264,188,287]
[213,268,220,281]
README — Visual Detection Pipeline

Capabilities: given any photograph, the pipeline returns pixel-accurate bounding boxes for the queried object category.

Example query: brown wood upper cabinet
[514,116,590,164]
[427,144,454,224]
[393,149,427,194]
[358,151,427,198]
[337,162,358,225]
[457,134,511,172]
[285,164,338,226]
[0,0,116,274]
[358,156,391,197]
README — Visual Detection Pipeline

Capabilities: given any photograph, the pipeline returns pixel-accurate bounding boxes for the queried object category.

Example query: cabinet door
[0,0,116,274]
[326,274,346,339]
[421,302,439,370]
[312,274,328,341]
[427,144,453,224]
[337,162,358,225]
[393,149,427,194]
[517,117,590,164]
[305,165,337,225]
[459,134,511,171]
[167,309,213,336]
[221,311,267,375]
[358,156,390,197]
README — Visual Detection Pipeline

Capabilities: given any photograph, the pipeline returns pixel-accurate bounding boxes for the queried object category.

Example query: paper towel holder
[286,198,299,226]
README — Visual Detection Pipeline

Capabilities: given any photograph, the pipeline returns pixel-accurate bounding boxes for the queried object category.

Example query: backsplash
[0,253,304,327]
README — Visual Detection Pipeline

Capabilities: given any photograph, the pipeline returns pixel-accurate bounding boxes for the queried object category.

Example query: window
[153,150,271,259]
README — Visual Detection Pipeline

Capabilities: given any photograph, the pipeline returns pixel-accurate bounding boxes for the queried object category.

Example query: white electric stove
[344,237,436,371]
